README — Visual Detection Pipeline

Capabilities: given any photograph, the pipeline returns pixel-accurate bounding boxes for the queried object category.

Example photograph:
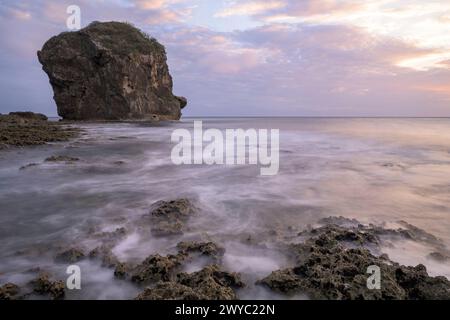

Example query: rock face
[37,21,187,121]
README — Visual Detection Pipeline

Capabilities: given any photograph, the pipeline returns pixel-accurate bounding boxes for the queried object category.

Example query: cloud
[0,0,449,116]
[215,1,286,18]
[214,0,450,71]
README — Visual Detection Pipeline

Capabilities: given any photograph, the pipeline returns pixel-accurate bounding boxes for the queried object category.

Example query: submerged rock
[428,252,450,262]
[37,21,187,121]
[144,198,197,236]
[0,283,20,300]
[177,265,245,300]
[131,253,186,284]
[177,241,225,259]
[45,155,80,162]
[29,273,65,300]
[54,247,85,263]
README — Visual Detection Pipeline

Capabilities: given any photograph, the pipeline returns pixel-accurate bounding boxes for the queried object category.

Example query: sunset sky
[0,0,449,116]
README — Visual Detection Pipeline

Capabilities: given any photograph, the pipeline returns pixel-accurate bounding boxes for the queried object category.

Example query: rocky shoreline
[0,112,79,149]
[1,197,449,300]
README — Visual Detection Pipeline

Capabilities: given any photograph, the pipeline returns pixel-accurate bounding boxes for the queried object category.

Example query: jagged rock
[144,199,197,236]
[29,273,65,299]
[298,224,379,246]
[135,265,244,300]
[114,262,131,279]
[37,21,187,121]
[0,283,20,300]
[258,222,450,300]
[55,247,85,263]
[0,113,78,149]
[131,253,186,284]
[135,281,202,300]
[176,265,245,300]
[177,241,225,258]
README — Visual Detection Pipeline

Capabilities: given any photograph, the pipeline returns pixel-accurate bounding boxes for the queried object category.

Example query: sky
[0,0,449,117]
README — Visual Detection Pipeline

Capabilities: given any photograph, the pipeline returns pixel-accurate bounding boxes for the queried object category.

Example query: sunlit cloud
[215,0,450,71]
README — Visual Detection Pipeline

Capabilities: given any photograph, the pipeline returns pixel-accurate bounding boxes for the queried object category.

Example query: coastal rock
[0,113,78,149]
[258,222,450,300]
[0,283,20,300]
[88,245,121,268]
[54,247,85,263]
[177,241,225,259]
[134,264,244,300]
[29,273,65,300]
[135,281,202,300]
[131,253,186,283]
[37,21,187,121]
[45,155,80,162]
[144,198,197,236]
[177,265,245,300]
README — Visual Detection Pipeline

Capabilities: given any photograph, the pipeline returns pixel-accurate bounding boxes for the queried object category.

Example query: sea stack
[37,21,187,121]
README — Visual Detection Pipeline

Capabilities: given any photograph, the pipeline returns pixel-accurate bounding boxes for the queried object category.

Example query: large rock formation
[37,21,187,121]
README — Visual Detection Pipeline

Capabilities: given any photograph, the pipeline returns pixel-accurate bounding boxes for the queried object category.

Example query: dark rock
[45,155,80,162]
[114,262,131,279]
[55,247,85,263]
[144,198,197,236]
[299,224,379,246]
[9,112,48,121]
[131,253,186,284]
[29,273,65,299]
[135,281,202,300]
[19,163,40,170]
[37,21,186,121]
[258,222,450,300]
[177,241,225,259]
[0,113,79,149]
[0,283,20,300]
[428,252,450,262]
[176,265,245,300]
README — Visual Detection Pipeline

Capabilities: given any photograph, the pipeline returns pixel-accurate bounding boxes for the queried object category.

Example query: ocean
[0,118,449,299]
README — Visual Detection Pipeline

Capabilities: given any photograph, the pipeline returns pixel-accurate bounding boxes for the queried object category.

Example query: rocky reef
[0,112,79,149]
[2,196,450,300]
[37,21,187,121]
[257,217,450,300]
